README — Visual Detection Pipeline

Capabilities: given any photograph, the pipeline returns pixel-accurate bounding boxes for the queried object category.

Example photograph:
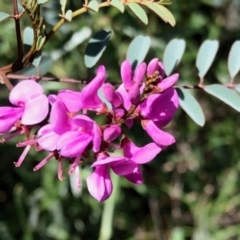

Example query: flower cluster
[0,58,179,201]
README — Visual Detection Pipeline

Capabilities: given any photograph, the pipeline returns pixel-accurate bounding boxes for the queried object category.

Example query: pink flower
[86,139,161,201]
[0,80,49,133]
[57,115,102,157]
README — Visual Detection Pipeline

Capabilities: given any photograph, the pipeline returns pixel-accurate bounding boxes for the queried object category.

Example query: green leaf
[163,39,186,76]
[36,35,46,51]
[228,41,240,79]
[126,35,151,70]
[88,0,99,12]
[60,0,67,14]
[64,10,72,22]
[170,227,185,240]
[23,27,34,54]
[111,0,124,13]
[127,3,148,25]
[17,56,53,76]
[204,84,240,112]
[144,3,175,26]
[0,12,10,22]
[177,88,205,126]
[84,30,111,68]
[196,40,219,78]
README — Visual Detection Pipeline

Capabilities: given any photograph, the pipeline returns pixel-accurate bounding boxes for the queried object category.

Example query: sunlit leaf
[128,3,148,25]
[65,10,72,22]
[60,0,67,14]
[23,27,34,54]
[126,35,151,70]
[204,84,240,112]
[38,0,50,4]
[84,30,111,68]
[144,3,175,26]
[177,88,205,126]
[111,0,124,13]
[196,40,219,78]
[0,12,10,22]
[228,41,240,79]
[88,0,99,12]
[163,39,186,76]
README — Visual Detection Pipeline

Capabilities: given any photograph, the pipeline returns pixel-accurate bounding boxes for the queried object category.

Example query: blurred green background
[1,0,240,239]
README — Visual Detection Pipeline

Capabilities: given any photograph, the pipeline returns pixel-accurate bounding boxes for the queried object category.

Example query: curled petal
[124,167,143,184]
[111,160,138,176]
[92,123,102,152]
[58,90,82,112]
[21,95,49,125]
[121,60,133,89]
[58,131,92,157]
[128,81,141,105]
[9,80,44,106]
[134,62,146,84]
[38,130,59,151]
[103,125,121,142]
[81,65,106,109]
[87,166,112,202]
[116,84,131,110]
[140,89,178,124]
[147,58,159,75]
[142,120,175,147]
[122,139,162,164]
[50,101,71,135]
[158,73,179,91]
[0,107,23,133]
[102,83,122,107]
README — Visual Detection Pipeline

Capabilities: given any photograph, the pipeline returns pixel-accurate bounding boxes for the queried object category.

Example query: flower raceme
[0,59,179,202]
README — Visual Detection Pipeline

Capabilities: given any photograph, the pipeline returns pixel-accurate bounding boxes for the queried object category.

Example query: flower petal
[124,167,143,184]
[103,125,121,142]
[58,131,92,157]
[87,166,112,202]
[122,139,162,164]
[0,107,23,133]
[121,60,133,89]
[158,73,179,91]
[21,95,49,125]
[102,83,122,107]
[9,80,44,106]
[81,66,106,109]
[38,130,59,151]
[58,90,82,112]
[91,156,125,167]
[147,58,159,75]
[116,84,131,110]
[111,160,138,176]
[50,101,71,135]
[92,123,102,152]
[134,62,146,83]
[142,120,175,147]
[140,89,178,124]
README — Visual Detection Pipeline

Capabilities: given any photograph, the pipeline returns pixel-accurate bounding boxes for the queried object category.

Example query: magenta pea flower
[86,139,161,201]
[0,80,49,134]
[57,115,102,157]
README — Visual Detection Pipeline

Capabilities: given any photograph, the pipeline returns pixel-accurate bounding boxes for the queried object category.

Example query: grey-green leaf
[204,84,240,112]
[177,88,205,126]
[126,35,151,70]
[228,41,240,79]
[196,40,219,78]
[163,39,186,76]
[32,51,42,67]
[17,56,53,76]
[111,0,124,13]
[84,30,111,68]
[23,27,34,54]
[88,0,99,12]
[0,12,10,22]
[60,0,67,14]
[128,3,148,25]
